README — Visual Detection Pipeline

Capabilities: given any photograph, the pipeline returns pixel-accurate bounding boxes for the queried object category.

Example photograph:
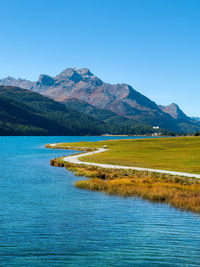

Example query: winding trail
[50,144,200,179]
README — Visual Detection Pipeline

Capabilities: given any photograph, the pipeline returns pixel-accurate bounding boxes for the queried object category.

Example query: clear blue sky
[1,0,200,116]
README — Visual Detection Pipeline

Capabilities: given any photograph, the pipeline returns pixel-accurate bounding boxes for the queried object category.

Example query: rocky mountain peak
[55,67,102,85]
[57,67,94,78]
[56,68,83,82]
[160,103,189,120]
[1,76,15,82]
[0,76,34,89]
[58,68,78,77]
[77,68,93,76]
[168,103,179,109]
[37,74,55,86]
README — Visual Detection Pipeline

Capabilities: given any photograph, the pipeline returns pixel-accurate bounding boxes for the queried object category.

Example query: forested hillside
[0,86,106,135]
[0,86,163,136]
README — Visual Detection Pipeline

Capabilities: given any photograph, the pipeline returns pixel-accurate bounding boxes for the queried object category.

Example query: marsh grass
[50,158,200,213]
[76,177,200,213]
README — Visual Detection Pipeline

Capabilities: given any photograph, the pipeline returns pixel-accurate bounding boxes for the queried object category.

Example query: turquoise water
[0,136,200,266]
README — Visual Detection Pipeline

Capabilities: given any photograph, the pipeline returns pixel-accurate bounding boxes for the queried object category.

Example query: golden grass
[75,177,200,213]
[50,157,200,213]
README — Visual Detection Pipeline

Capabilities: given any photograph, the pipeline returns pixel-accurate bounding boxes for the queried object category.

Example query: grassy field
[51,136,200,174]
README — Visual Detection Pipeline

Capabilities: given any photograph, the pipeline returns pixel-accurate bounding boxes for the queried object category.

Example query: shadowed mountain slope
[0,86,161,136]
[0,86,110,135]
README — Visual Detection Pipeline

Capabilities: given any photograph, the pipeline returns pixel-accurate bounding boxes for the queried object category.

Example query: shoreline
[47,139,200,214]
[46,143,200,179]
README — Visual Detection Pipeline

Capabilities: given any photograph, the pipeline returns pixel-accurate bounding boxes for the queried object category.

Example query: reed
[50,160,200,213]
[75,175,200,213]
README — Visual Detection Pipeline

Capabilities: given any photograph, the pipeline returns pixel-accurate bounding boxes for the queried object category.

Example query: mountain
[0,68,171,125]
[159,104,200,133]
[191,117,200,121]
[62,98,131,124]
[159,103,190,121]
[0,86,161,136]
[1,68,200,133]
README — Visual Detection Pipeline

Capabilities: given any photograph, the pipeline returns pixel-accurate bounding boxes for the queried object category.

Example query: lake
[0,136,200,266]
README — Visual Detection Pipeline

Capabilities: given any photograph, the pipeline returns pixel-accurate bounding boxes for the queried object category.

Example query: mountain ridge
[159,103,190,121]
[1,68,199,133]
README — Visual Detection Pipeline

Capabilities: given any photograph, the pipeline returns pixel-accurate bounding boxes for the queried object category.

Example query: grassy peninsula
[50,136,200,174]
[48,136,200,213]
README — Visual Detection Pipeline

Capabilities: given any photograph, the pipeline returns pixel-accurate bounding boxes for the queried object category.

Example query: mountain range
[0,68,199,134]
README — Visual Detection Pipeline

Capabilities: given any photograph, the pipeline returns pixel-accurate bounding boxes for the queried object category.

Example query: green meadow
[55,136,200,174]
